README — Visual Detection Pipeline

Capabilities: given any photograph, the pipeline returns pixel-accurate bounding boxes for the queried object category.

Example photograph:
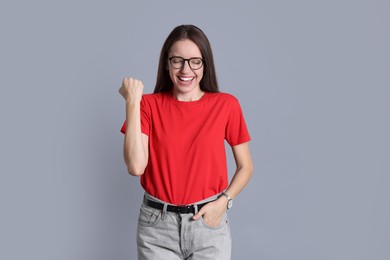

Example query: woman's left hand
[193,196,227,227]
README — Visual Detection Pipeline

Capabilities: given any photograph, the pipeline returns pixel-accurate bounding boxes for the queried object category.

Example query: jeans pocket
[200,212,228,230]
[138,204,161,227]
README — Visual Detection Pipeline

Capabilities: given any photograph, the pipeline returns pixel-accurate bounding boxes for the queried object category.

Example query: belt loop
[194,204,199,214]
[161,203,168,220]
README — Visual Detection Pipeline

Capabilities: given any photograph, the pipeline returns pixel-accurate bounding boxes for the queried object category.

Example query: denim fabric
[137,193,231,260]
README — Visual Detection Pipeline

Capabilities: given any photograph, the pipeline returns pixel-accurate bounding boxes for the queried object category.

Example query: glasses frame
[168,56,204,70]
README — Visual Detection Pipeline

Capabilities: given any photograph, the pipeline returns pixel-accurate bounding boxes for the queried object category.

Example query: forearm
[224,164,253,199]
[123,100,147,176]
[194,163,253,224]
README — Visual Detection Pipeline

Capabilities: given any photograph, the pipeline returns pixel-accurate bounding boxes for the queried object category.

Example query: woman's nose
[180,61,192,72]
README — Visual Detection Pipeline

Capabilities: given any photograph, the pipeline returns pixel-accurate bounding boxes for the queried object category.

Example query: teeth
[179,77,194,82]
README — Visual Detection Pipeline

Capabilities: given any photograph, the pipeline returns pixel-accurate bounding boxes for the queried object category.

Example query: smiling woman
[118,24,253,260]
[167,39,205,100]
[154,25,219,95]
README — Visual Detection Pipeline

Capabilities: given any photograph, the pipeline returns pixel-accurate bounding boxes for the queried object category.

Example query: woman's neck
[172,89,205,102]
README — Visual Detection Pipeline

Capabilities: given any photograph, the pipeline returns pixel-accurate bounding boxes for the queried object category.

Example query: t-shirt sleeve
[225,97,251,146]
[120,96,151,136]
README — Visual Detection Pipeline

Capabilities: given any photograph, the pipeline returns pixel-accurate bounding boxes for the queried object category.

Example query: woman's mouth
[177,76,195,86]
[178,76,194,82]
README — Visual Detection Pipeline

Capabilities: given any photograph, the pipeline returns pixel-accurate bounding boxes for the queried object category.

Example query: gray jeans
[137,193,232,260]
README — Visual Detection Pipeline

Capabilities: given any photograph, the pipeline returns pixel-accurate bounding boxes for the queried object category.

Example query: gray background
[1,0,389,259]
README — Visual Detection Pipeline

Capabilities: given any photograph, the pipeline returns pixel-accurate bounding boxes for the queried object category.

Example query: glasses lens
[170,57,184,69]
[189,58,203,70]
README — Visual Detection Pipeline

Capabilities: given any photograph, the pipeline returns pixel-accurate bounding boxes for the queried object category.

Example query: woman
[119,24,253,260]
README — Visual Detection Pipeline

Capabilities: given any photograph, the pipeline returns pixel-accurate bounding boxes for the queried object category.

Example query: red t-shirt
[121,91,251,205]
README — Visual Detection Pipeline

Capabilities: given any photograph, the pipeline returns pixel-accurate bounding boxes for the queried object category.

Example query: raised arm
[119,77,149,176]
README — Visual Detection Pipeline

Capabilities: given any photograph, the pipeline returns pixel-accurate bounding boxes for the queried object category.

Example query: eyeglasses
[168,56,204,70]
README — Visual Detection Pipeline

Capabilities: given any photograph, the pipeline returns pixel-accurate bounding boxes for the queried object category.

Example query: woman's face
[168,39,204,98]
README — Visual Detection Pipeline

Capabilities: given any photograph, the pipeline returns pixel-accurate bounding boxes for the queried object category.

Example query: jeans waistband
[144,192,222,206]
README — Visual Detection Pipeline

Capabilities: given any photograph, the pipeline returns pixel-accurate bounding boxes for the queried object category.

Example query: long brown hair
[154,25,219,93]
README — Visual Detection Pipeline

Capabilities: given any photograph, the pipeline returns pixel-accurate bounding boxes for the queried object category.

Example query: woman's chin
[174,83,196,93]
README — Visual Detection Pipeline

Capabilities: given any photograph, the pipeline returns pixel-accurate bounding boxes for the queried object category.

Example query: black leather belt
[143,197,211,214]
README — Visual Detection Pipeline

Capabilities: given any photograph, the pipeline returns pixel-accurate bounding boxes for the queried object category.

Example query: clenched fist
[119,77,144,103]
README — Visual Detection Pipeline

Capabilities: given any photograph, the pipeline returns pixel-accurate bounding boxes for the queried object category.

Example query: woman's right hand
[119,77,144,103]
